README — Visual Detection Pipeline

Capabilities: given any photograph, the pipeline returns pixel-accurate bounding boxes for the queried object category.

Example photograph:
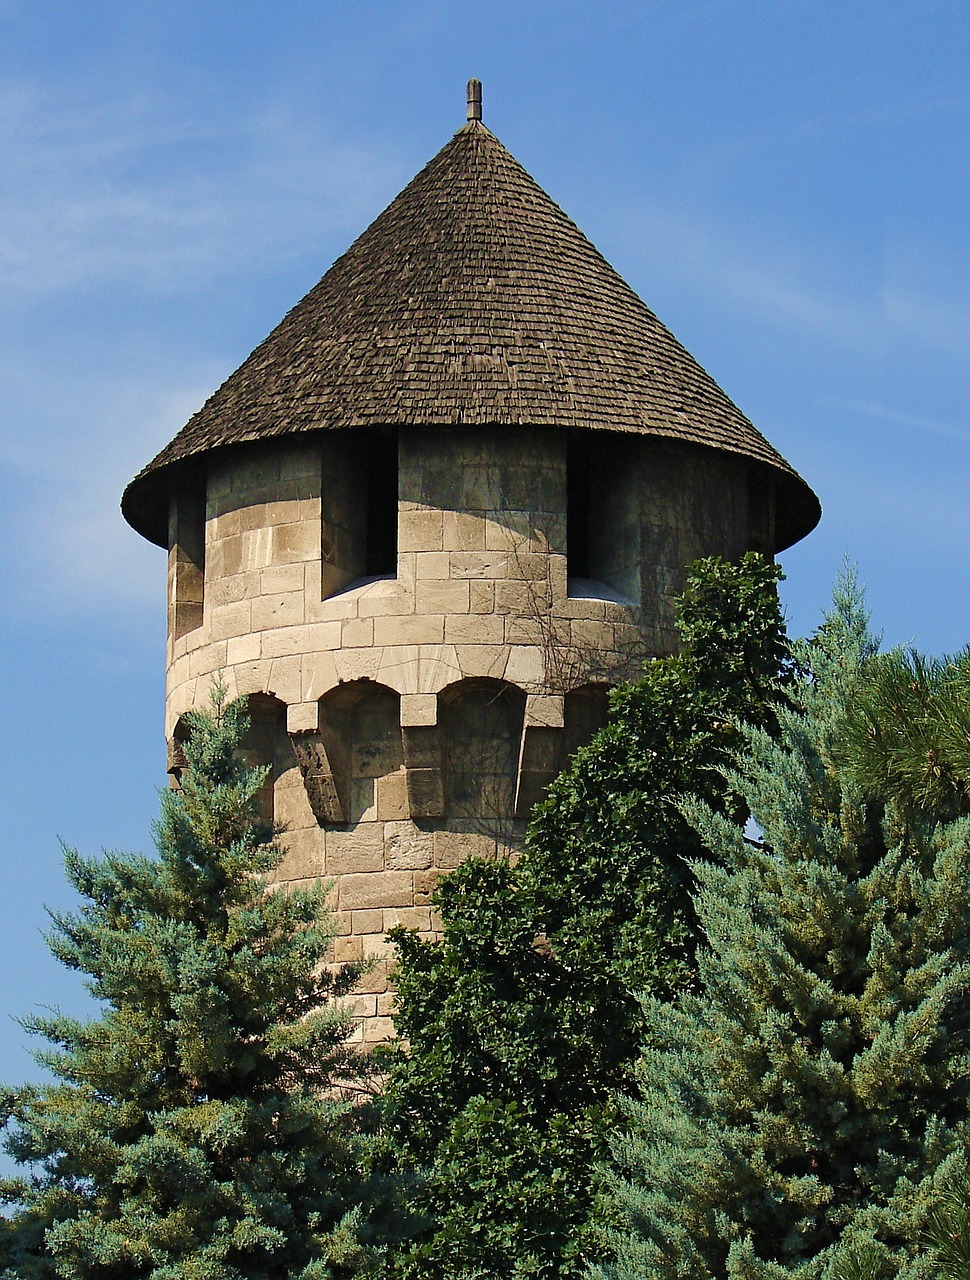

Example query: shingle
[122,118,819,550]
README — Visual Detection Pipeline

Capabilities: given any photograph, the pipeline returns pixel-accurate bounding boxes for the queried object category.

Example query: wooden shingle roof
[123,103,820,550]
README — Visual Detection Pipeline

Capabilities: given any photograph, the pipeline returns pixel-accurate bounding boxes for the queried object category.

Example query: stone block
[442,511,486,551]
[383,906,432,931]
[266,659,303,707]
[415,580,470,615]
[469,580,495,613]
[334,648,380,683]
[209,599,252,641]
[353,963,389,994]
[503,616,546,646]
[377,770,410,821]
[493,580,540,615]
[548,554,568,599]
[189,642,229,679]
[484,510,531,552]
[525,694,565,728]
[445,614,504,645]
[356,588,410,617]
[342,617,374,648]
[208,533,244,579]
[326,830,385,875]
[413,869,442,905]
[226,633,262,665]
[507,552,548,581]
[449,551,509,580]
[531,512,567,555]
[374,615,444,646]
[278,828,324,879]
[362,934,396,961]
[406,768,445,819]
[455,645,508,679]
[433,828,497,868]
[332,936,363,964]
[251,592,305,632]
[400,693,437,726]
[286,702,321,734]
[347,992,377,1018]
[260,562,305,595]
[399,509,443,552]
[350,777,377,822]
[385,822,434,870]
[571,619,613,651]
[274,783,315,831]
[415,644,461,688]
[270,521,319,563]
[377,646,419,693]
[402,725,440,770]
[363,1015,396,1042]
[413,551,452,580]
[462,466,502,510]
[307,592,359,623]
[339,871,413,911]
[351,908,384,935]
[504,646,545,686]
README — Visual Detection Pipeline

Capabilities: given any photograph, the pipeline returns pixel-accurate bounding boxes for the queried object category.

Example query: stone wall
[163,425,771,1041]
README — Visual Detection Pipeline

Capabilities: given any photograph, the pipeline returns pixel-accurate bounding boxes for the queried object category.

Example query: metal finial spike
[467,78,482,122]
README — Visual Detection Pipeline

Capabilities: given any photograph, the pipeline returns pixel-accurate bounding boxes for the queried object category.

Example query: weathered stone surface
[339,871,413,910]
[384,822,434,870]
[160,408,775,1051]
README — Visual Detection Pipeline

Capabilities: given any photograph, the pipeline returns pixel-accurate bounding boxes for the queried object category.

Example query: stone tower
[122,83,819,1042]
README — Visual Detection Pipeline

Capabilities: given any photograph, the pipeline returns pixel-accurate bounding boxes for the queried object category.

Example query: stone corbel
[286,702,349,825]
[514,694,565,819]
[401,694,445,819]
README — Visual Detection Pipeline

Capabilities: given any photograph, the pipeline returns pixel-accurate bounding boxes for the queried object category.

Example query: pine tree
[377,555,791,1278]
[598,576,970,1279]
[0,685,378,1280]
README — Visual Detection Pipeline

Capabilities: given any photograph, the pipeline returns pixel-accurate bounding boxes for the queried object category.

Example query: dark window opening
[567,432,591,580]
[442,680,527,821]
[169,481,206,640]
[365,428,398,577]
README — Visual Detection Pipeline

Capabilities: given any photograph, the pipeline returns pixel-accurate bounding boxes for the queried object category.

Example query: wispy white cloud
[0,75,409,618]
[819,396,970,444]
[0,78,400,298]
[0,365,218,614]
[615,203,885,353]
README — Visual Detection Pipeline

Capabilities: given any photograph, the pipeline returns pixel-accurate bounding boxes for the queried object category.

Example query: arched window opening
[312,682,404,824]
[168,479,206,640]
[239,694,286,825]
[441,680,527,821]
[563,684,611,760]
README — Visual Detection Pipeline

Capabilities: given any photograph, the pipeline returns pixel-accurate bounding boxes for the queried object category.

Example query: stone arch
[167,693,287,825]
[302,681,404,825]
[563,683,611,760]
[238,693,287,824]
[439,678,527,820]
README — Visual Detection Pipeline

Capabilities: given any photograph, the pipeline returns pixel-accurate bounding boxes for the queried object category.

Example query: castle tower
[122,84,819,1041]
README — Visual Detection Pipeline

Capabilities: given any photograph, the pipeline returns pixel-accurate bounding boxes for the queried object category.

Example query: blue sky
[1,0,969,1086]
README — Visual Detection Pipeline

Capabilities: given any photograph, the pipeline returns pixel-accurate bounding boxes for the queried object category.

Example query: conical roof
[123,98,820,550]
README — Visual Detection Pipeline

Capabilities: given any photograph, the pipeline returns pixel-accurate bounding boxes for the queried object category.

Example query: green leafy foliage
[376,554,790,1278]
[598,574,970,1279]
[0,685,381,1280]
